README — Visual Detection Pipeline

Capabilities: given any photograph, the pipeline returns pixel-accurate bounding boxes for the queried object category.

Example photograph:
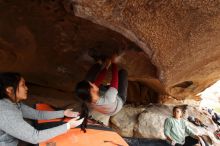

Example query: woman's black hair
[0,72,22,101]
[80,102,89,133]
[75,80,92,133]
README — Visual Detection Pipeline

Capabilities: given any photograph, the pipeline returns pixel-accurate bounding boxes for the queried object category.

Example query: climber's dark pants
[175,136,199,146]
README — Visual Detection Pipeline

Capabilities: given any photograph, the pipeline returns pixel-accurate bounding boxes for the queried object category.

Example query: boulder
[111,104,220,145]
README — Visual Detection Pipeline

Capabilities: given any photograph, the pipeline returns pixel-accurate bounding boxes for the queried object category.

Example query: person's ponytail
[0,83,5,99]
[0,72,21,100]
[75,80,93,133]
[80,102,89,133]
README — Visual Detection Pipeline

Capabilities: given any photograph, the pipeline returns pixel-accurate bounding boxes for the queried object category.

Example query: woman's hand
[64,109,79,118]
[68,117,84,128]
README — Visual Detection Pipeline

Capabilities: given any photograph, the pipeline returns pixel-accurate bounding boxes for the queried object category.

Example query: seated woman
[75,55,128,131]
[164,106,200,146]
[0,72,84,146]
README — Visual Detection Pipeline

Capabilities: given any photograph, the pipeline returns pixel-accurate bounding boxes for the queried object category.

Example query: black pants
[175,136,199,146]
[85,63,128,103]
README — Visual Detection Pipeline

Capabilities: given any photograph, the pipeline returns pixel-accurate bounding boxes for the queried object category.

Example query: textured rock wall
[70,0,220,99]
[0,0,164,104]
[1,0,220,102]
[111,104,220,145]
